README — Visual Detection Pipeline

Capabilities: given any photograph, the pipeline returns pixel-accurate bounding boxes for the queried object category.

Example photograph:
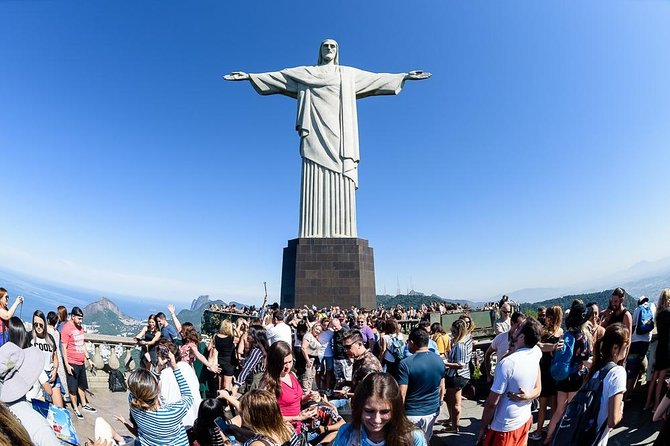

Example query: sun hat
[0,342,43,403]
[638,296,649,305]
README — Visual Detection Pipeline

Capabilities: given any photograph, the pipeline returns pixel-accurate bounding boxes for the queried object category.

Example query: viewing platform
[76,334,661,446]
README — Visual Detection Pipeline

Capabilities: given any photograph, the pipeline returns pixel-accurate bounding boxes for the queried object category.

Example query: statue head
[317,39,339,65]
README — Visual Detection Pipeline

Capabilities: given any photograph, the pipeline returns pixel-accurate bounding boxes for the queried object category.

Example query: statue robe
[249,65,405,238]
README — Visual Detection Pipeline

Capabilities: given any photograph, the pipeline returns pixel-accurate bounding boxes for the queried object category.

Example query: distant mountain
[176,299,228,331]
[190,295,210,311]
[84,297,124,318]
[375,293,479,309]
[0,267,167,319]
[500,288,574,304]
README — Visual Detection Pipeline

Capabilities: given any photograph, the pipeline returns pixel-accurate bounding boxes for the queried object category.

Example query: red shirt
[61,321,86,365]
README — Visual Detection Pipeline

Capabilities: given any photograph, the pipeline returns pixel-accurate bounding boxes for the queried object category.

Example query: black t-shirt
[332,330,346,359]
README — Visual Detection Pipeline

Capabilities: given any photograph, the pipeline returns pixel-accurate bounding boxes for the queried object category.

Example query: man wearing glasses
[334,330,382,399]
[495,302,512,335]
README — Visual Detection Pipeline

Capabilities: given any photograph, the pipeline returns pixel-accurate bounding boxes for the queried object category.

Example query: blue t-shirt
[161,324,179,342]
[333,423,426,446]
[397,351,445,416]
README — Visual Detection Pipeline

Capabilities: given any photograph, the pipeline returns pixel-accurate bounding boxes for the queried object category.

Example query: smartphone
[214,416,228,432]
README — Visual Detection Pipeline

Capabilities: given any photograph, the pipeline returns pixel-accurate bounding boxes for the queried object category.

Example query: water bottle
[229,435,243,446]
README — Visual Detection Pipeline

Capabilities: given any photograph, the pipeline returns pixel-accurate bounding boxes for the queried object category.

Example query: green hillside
[518,289,637,315]
[87,309,143,336]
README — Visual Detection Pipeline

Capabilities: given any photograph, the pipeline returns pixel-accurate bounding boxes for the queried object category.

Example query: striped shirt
[130,367,193,446]
[446,336,473,379]
[235,347,265,387]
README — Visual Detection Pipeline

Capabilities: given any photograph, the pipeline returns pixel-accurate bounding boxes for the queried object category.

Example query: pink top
[277,372,303,433]
[61,321,86,365]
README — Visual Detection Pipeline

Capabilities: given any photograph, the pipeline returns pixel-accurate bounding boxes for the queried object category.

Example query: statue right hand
[223,71,250,81]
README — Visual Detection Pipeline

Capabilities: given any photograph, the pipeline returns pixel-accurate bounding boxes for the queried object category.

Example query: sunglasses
[343,343,356,350]
[33,322,45,328]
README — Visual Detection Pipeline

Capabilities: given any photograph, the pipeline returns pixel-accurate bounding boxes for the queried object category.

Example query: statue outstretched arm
[405,70,431,80]
[223,71,250,81]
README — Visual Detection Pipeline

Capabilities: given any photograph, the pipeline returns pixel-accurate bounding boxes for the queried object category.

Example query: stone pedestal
[280,238,376,309]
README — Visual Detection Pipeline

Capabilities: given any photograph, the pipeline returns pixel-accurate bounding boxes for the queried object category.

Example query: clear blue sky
[1,1,669,306]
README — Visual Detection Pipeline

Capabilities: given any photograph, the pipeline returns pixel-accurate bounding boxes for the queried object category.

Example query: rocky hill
[83,297,124,317]
[83,297,144,336]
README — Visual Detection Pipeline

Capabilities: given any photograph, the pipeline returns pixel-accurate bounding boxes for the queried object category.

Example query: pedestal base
[280,238,376,309]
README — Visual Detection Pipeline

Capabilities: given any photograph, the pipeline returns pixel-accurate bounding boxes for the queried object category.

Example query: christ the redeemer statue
[225,39,430,238]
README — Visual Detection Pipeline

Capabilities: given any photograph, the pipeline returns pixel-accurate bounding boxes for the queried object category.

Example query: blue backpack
[551,362,617,446]
[389,336,407,362]
[550,331,578,381]
[636,303,655,335]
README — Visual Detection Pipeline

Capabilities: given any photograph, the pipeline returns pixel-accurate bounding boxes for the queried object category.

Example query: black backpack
[108,369,127,392]
[551,361,616,446]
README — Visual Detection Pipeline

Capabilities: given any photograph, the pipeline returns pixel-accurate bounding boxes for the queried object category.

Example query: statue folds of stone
[225,39,430,238]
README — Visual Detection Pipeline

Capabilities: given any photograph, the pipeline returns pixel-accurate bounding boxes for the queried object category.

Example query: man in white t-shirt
[484,312,526,382]
[477,317,543,445]
[266,310,292,346]
[626,296,656,395]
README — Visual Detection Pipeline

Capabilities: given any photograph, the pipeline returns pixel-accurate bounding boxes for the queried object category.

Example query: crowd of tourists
[2,286,670,446]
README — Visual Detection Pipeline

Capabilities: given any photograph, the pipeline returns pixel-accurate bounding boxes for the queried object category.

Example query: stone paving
[70,386,661,446]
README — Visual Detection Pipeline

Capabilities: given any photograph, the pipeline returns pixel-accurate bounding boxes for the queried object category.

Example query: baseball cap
[71,307,84,317]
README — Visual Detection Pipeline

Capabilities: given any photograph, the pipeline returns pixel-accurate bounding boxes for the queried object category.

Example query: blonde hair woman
[209,319,237,392]
[240,389,295,446]
[644,288,670,411]
[443,319,472,432]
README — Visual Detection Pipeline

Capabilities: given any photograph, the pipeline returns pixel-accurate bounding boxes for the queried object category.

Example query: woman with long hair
[301,322,324,392]
[645,288,670,411]
[529,305,563,441]
[380,318,403,379]
[31,310,64,407]
[582,323,628,446]
[233,325,270,393]
[211,319,237,392]
[192,398,226,446]
[332,372,427,446]
[543,300,593,445]
[56,305,68,332]
[430,322,451,359]
[443,318,472,433]
[0,288,22,346]
[259,340,318,434]
[124,350,193,446]
[240,389,296,446]
[8,316,60,407]
[166,304,220,373]
[134,314,161,366]
[46,310,72,403]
